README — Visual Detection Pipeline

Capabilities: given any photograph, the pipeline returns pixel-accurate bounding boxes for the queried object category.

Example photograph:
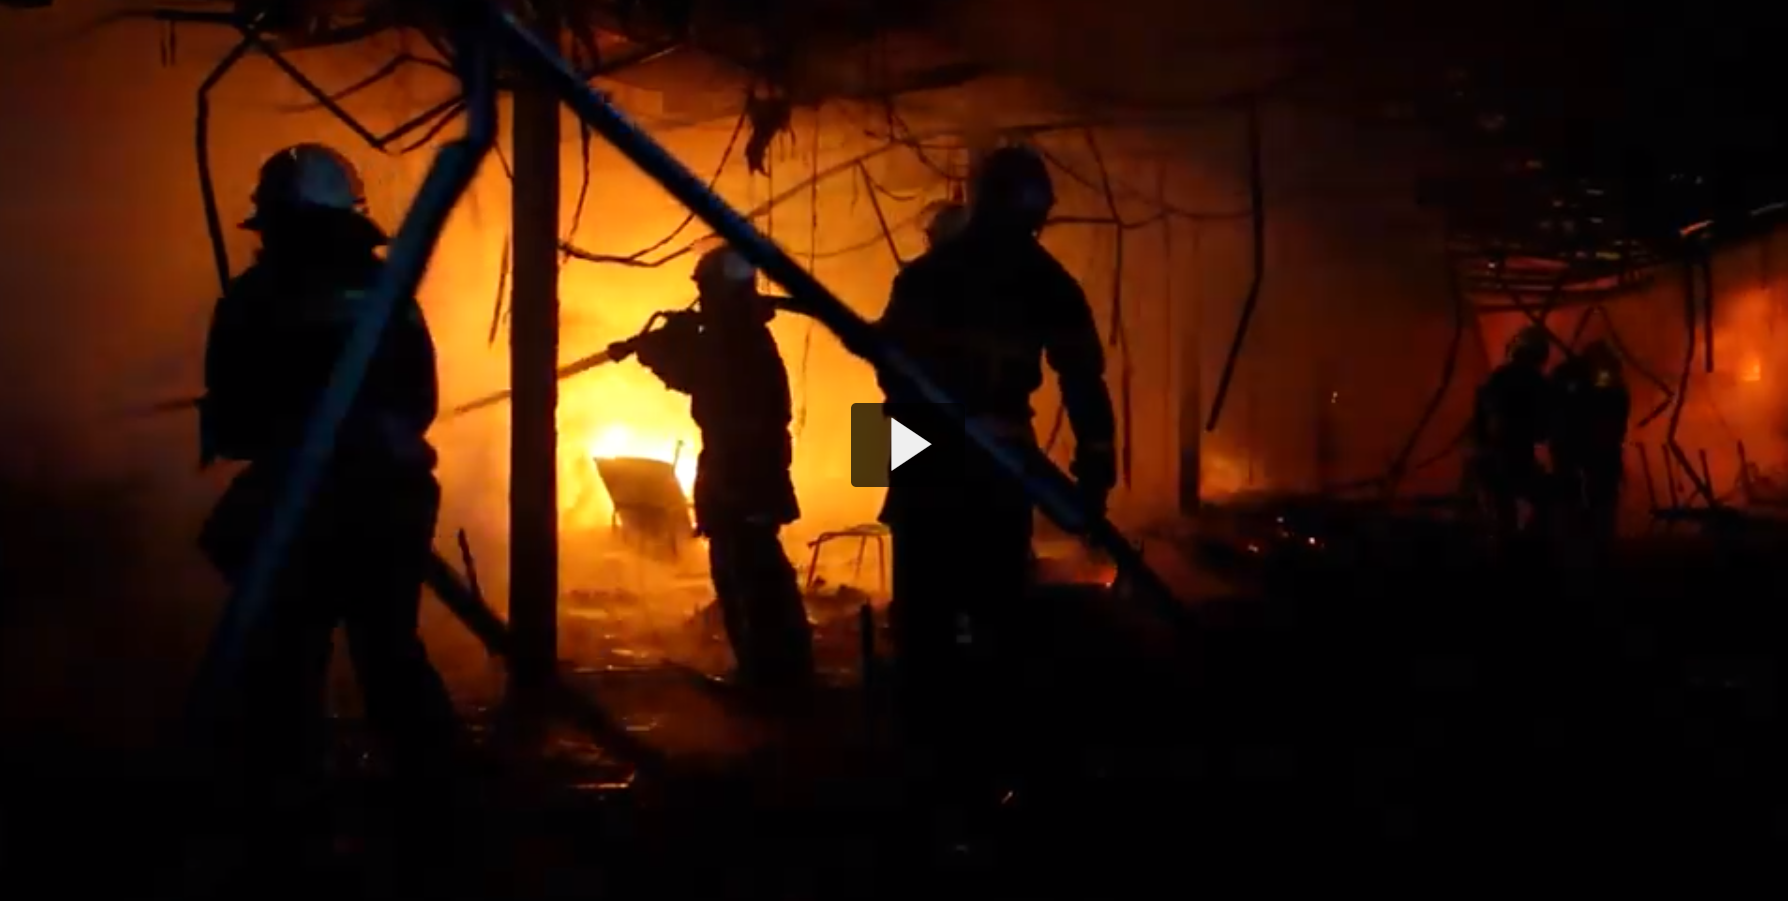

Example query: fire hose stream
[442,308,688,419]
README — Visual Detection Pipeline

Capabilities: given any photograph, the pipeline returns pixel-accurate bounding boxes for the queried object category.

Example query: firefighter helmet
[1505,324,1551,366]
[969,144,1054,233]
[691,245,756,292]
[921,200,970,248]
[240,143,384,242]
[691,245,771,321]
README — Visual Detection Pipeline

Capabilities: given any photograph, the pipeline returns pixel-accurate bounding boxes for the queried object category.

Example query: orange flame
[551,346,703,533]
[587,423,698,493]
[1741,355,1763,383]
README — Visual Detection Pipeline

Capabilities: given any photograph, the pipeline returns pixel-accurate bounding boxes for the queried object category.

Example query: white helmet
[241,143,374,233]
[691,245,756,291]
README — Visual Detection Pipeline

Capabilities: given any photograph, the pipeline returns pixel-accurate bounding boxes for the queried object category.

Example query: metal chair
[804,523,889,595]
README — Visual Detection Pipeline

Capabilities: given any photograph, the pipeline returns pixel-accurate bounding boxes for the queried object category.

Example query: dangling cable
[1083,129,1134,488]
[559,104,748,266]
[1042,229,1100,456]
[487,232,511,346]
[1204,101,1267,433]
[794,112,818,437]
[194,17,267,293]
[564,123,595,262]
[856,163,904,266]
[1382,240,1469,497]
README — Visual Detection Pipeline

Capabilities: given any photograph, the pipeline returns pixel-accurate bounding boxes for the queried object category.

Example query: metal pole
[477,2,1182,623]
[188,21,498,719]
[507,43,563,725]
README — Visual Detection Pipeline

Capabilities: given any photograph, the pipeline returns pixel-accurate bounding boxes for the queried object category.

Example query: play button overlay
[889,417,931,470]
[851,402,945,487]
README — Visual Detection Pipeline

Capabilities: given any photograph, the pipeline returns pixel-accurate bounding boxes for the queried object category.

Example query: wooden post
[507,71,562,725]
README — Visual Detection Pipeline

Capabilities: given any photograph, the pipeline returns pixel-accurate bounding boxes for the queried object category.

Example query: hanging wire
[1382,235,1471,497]
[486,234,511,346]
[1204,101,1268,432]
[1033,142,1250,226]
[557,108,939,272]
[558,105,750,268]
[482,139,517,340]
[795,112,820,437]
[564,122,596,257]
[856,163,904,266]
[1082,128,1135,487]
[858,158,923,203]
[275,49,456,112]
[883,104,962,182]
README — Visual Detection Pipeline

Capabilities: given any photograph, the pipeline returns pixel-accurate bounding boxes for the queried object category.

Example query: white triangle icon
[888,417,931,471]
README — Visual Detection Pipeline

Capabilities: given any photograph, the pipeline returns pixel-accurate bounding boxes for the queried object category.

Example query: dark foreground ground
[4,510,1787,896]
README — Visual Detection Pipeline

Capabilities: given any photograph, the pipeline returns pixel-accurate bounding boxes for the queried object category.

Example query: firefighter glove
[633,313,694,369]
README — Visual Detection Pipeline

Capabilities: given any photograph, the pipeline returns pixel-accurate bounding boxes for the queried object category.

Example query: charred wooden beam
[506,2,565,732]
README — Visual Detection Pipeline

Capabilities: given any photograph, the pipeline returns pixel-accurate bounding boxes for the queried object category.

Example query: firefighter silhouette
[630,246,817,700]
[875,144,1117,813]
[1549,338,1630,548]
[1470,324,1556,550]
[197,143,459,794]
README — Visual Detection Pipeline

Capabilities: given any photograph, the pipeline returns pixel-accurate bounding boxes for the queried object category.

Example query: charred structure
[5,0,1788,894]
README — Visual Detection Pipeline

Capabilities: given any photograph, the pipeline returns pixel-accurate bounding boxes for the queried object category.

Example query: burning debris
[561,582,711,669]
[558,520,893,678]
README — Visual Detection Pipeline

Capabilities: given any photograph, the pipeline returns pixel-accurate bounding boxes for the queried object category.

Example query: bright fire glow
[1742,355,1763,383]
[587,423,699,496]
[557,418,699,532]
[551,355,703,534]
[1201,451,1255,498]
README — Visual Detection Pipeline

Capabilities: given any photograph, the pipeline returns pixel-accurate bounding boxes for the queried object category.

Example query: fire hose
[134,307,704,422]
[443,307,691,419]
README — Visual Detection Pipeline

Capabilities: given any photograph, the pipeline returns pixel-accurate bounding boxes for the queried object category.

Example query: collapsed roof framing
[94,0,1180,750]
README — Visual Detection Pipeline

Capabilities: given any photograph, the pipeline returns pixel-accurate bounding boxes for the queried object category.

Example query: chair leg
[805,541,823,594]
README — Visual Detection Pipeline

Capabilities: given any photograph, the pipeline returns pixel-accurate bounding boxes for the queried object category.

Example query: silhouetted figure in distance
[1471,324,1555,552]
[1550,338,1630,551]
